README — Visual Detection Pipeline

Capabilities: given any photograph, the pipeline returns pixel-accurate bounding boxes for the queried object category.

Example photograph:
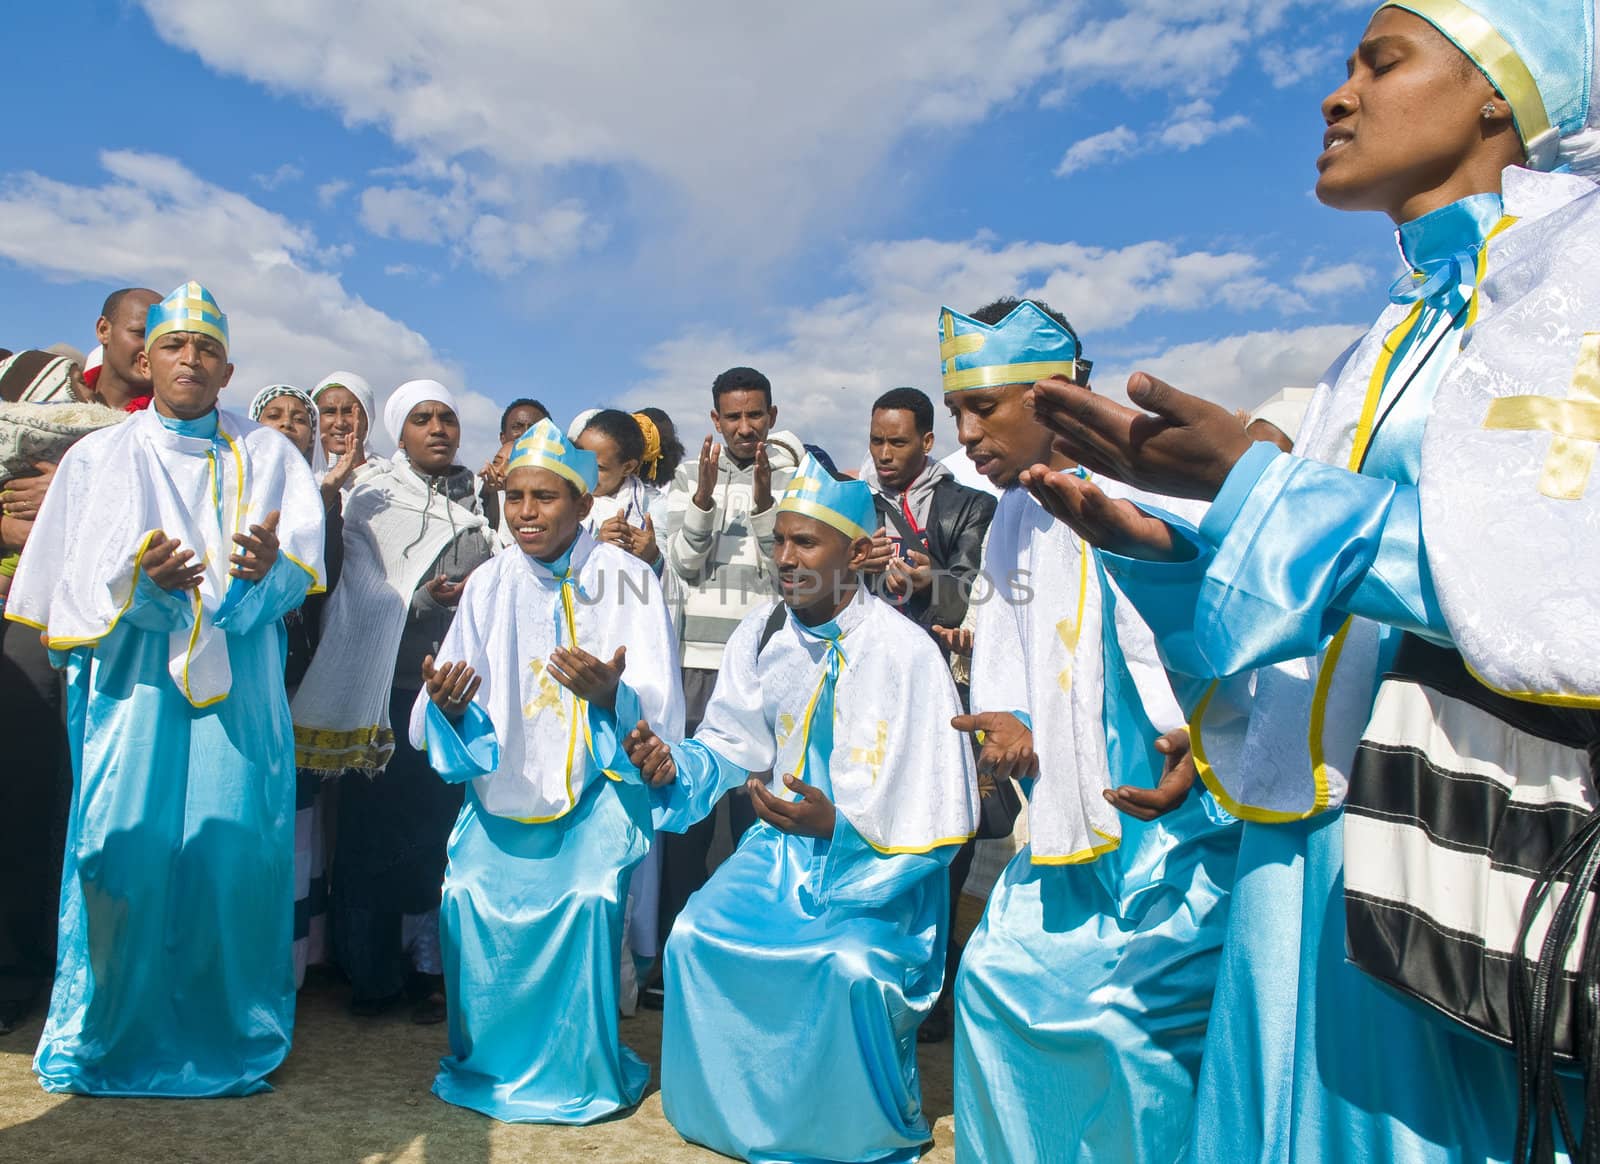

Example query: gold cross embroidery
[776,712,796,749]
[1056,616,1079,695]
[849,720,889,784]
[1483,331,1600,500]
[523,658,567,721]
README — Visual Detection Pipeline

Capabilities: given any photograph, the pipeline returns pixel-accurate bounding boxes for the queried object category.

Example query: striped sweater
[664,431,801,670]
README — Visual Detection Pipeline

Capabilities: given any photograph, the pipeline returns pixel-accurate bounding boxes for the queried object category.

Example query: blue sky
[0,0,1397,468]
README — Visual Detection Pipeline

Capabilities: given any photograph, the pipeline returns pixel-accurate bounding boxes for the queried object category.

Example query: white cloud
[1057,101,1250,178]
[1292,262,1375,298]
[0,151,505,469]
[1155,100,1250,150]
[316,179,350,208]
[1055,126,1138,177]
[252,162,303,191]
[618,232,1338,465]
[1093,323,1367,415]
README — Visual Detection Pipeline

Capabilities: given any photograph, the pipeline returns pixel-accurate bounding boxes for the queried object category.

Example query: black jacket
[870,476,996,636]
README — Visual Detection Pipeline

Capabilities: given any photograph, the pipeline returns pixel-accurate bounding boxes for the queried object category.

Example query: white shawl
[6,406,325,706]
[695,588,978,853]
[407,530,684,822]
[292,454,489,772]
[970,486,1189,864]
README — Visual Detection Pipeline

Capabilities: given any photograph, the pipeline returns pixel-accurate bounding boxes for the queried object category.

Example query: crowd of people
[2,3,1600,1162]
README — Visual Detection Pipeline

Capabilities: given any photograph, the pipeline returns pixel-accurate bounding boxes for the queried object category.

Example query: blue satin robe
[38,557,311,1097]
[953,570,1240,1164]
[422,694,653,1124]
[1103,194,1575,1162]
[592,628,958,1164]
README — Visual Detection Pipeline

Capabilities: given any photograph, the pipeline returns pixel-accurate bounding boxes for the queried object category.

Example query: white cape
[7,406,325,707]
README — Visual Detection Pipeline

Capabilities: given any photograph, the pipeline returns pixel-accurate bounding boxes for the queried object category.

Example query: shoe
[639,984,665,1011]
[411,994,447,1025]
[0,999,24,1036]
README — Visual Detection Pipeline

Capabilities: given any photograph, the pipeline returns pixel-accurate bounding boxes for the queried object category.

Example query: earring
[1481,102,1498,118]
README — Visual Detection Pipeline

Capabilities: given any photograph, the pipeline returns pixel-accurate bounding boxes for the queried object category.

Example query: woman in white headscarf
[292,378,494,1022]
[1022,3,1600,1161]
[311,371,376,492]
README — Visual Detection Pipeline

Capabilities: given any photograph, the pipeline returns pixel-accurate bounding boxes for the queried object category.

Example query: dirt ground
[0,898,986,1164]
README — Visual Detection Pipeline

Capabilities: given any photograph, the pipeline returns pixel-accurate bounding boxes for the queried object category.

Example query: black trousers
[0,619,69,1007]
[655,666,759,952]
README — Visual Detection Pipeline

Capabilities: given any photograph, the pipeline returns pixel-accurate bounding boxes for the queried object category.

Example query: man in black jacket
[862,386,995,638]
[862,387,1001,1042]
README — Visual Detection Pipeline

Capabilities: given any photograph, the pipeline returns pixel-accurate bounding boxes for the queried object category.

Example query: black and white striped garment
[1344,636,1600,1057]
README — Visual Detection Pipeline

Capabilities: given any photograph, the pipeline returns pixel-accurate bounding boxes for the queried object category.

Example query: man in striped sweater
[653,367,801,990]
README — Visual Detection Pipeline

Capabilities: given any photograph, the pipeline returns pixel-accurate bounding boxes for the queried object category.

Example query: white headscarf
[250,383,327,477]
[566,407,601,443]
[312,370,376,458]
[383,379,459,455]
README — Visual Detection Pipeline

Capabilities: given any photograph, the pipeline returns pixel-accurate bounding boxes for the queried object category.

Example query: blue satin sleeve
[123,572,194,633]
[1103,443,1448,682]
[422,700,500,784]
[654,739,750,835]
[1190,446,1449,675]
[806,813,953,913]
[213,556,313,636]
[585,680,646,780]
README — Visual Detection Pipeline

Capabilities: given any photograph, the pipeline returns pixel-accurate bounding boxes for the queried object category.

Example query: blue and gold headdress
[145,281,229,354]
[1379,1,1594,171]
[776,453,875,541]
[938,300,1088,394]
[508,418,599,494]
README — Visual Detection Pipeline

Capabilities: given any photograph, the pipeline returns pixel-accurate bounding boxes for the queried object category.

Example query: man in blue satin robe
[939,298,1240,1164]
[5,282,326,1096]
[411,420,683,1124]
[615,457,979,1164]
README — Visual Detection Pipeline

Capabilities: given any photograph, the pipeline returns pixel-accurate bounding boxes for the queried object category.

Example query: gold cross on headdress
[1483,332,1600,500]
[523,658,567,721]
[849,720,889,784]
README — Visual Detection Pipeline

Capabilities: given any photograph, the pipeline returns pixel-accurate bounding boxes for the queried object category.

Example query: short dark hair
[968,296,1076,332]
[712,366,772,409]
[638,406,686,481]
[500,397,549,434]
[100,286,160,324]
[871,386,934,435]
[580,408,646,466]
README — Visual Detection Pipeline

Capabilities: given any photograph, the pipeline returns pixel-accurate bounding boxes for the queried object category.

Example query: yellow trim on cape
[862,830,979,857]
[33,530,163,650]
[1032,829,1121,866]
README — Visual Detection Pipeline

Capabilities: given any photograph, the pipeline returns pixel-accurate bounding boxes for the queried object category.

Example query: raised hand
[692,437,722,511]
[885,548,932,597]
[951,711,1039,782]
[596,511,632,549]
[748,774,837,839]
[1019,465,1178,561]
[633,514,660,565]
[0,461,56,521]
[751,441,773,513]
[230,510,281,581]
[142,531,205,592]
[322,443,363,501]
[548,644,627,709]
[623,720,678,786]
[1104,727,1196,821]
[424,572,467,607]
[422,654,481,720]
[932,623,974,655]
[1030,373,1254,501]
[860,528,895,576]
